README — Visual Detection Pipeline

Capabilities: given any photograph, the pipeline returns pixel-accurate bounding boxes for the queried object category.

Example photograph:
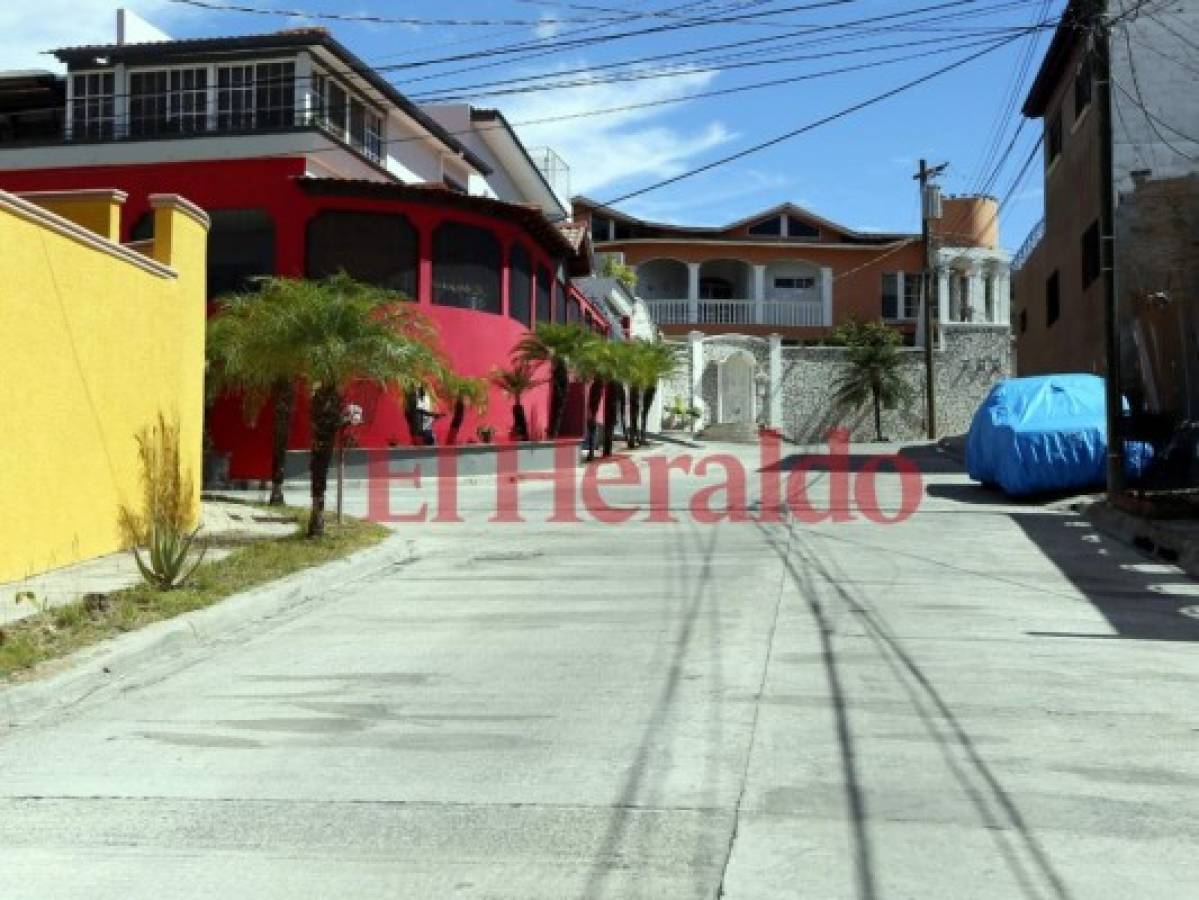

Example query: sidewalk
[1083,499,1199,580]
[0,501,295,626]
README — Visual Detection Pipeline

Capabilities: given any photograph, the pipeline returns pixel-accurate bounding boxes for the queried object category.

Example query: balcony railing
[1012,217,1044,272]
[645,298,826,327]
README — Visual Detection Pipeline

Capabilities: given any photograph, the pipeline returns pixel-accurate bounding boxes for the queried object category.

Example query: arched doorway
[718,351,756,424]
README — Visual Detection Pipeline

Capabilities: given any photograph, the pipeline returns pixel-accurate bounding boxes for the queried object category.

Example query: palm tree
[573,337,614,462]
[514,323,590,439]
[490,360,544,441]
[606,341,638,449]
[830,320,912,442]
[633,340,678,445]
[207,286,297,507]
[438,373,489,446]
[236,274,442,537]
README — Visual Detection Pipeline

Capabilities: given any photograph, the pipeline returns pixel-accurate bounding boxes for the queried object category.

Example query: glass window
[432,221,502,313]
[217,65,254,131]
[787,216,820,239]
[536,264,551,322]
[306,211,418,299]
[774,276,815,290]
[364,110,383,161]
[326,81,347,137]
[554,280,567,322]
[171,68,208,133]
[509,244,532,325]
[71,71,115,139]
[255,61,295,128]
[881,273,899,320]
[1047,111,1063,167]
[591,215,613,242]
[903,273,924,319]
[129,70,168,137]
[349,97,366,148]
[311,73,326,125]
[208,209,276,298]
[748,216,782,236]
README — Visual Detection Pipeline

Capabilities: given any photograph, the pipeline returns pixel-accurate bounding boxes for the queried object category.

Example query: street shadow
[925,482,1094,507]
[759,444,964,476]
[1010,512,1199,642]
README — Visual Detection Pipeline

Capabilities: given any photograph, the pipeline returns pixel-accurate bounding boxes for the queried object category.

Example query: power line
[598,28,1031,206]
[164,0,629,26]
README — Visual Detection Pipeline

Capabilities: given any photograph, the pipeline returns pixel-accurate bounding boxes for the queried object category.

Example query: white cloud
[504,64,734,198]
[0,1,173,72]
[533,16,562,40]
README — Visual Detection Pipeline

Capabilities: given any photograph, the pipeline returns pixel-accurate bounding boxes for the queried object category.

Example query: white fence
[645,298,825,327]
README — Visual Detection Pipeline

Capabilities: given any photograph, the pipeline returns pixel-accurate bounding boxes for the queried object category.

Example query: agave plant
[118,414,206,590]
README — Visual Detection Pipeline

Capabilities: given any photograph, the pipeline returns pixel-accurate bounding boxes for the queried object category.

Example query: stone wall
[666,326,1011,442]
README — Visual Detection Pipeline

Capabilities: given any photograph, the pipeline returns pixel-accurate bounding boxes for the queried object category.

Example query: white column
[820,266,834,326]
[689,330,704,423]
[996,269,1012,326]
[768,333,783,428]
[937,269,950,324]
[967,266,984,323]
[753,264,767,325]
[686,262,701,324]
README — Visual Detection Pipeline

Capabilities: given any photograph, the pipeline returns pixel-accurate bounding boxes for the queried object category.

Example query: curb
[0,533,415,731]
[1082,501,1199,579]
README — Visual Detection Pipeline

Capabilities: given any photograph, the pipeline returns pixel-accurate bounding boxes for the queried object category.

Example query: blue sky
[2,0,1065,249]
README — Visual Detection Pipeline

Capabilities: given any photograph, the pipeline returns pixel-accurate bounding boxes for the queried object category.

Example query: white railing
[644,298,825,327]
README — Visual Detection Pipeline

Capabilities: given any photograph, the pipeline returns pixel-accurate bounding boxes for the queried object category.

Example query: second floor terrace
[0,30,490,189]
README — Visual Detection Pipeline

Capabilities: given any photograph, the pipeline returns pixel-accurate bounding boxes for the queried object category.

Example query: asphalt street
[1,441,1197,899]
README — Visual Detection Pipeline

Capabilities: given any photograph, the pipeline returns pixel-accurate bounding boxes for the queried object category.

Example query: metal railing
[644,298,825,327]
[1012,217,1044,272]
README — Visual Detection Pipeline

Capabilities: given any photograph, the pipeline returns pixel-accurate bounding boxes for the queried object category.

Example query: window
[130,68,208,136]
[255,61,295,128]
[349,97,366,148]
[1081,219,1100,288]
[70,72,115,139]
[170,68,208,133]
[591,215,613,242]
[306,211,418,298]
[881,272,899,320]
[984,274,995,322]
[748,216,782,236]
[326,80,347,136]
[903,273,924,319]
[787,216,820,239]
[773,276,815,290]
[364,110,383,161]
[613,220,637,240]
[312,73,327,125]
[554,280,567,322]
[1020,308,1028,334]
[217,65,254,131]
[536,265,552,322]
[432,221,502,313]
[1046,270,1060,327]
[1047,111,1063,168]
[129,70,168,136]
[509,244,533,325]
[208,209,276,298]
[1074,55,1092,120]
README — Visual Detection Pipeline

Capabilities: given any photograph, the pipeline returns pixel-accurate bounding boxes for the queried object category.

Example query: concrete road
[2,441,1197,899]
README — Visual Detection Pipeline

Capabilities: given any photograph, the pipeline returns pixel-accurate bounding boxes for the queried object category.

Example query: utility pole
[1092,3,1125,500]
[915,159,947,440]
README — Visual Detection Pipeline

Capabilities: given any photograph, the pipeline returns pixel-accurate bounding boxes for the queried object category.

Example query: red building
[0,28,602,478]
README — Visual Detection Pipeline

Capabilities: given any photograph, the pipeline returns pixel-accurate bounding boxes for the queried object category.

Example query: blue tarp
[966,374,1117,496]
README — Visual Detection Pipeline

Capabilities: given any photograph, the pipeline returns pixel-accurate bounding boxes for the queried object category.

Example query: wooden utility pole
[1092,5,1125,500]
[915,159,946,439]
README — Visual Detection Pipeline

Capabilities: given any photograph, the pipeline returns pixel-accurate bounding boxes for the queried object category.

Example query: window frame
[1080,219,1100,289]
[69,70,116,140]
[1046,270,1061,327]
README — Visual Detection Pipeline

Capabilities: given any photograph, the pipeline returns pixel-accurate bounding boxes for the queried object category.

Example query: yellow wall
[0,191,209,581]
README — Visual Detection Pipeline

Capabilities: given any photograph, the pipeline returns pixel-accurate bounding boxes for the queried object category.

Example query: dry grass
[0,506,389,681]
